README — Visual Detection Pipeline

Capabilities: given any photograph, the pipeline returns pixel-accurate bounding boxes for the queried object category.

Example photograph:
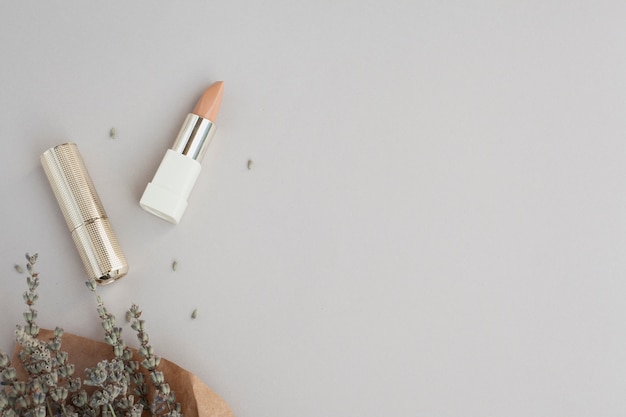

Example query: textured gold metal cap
[41,143,128,285]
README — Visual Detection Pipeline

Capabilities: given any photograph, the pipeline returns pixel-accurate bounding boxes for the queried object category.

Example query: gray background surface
[1,1,625,416]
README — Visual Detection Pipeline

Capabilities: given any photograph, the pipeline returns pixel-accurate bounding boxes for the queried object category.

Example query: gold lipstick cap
[40,143,128,285]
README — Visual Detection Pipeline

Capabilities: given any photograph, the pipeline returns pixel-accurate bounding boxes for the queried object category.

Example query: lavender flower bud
[0,352,10,368]
[22,309,37,323]
[27,276,39,291]
[130,404,144,417]
[25,323,39,336]
[113,327,122,339]
[3,408,18,417]
[2,367,17,381]
[114,344,125,358]
[33,391,46,405]
[44,371,58,386]
[34,406,46,417]
[141,356,160,370]
[150,371,164,385]
[68,377,81,392]
[51,387,68,401]
[102,319,113,332]
[122,348,133,361]
[48,340,61,351]
[129,304,142,318]
[13,381,27,395]
[22,291,38,305]
[15,397,27,409]
[56,351,69,365]
[131,319,145,332]
[54,326,64,338]
[104,334,119,346]
[72,390,88,407]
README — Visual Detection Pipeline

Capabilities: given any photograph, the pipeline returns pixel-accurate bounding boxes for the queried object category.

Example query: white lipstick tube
[140,114,217,224]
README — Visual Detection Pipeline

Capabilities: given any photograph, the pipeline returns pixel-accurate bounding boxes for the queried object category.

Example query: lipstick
[140,81,224,224]
[41,143,129,284]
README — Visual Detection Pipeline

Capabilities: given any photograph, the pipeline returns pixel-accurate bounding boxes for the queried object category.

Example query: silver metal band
[171,113,217,162]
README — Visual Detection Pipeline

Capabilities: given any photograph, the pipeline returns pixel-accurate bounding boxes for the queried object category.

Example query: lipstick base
[72,218,128,284]
[140,149,202,224]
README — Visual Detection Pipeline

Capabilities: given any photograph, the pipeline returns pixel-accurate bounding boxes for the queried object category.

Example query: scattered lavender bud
[247,159,253,170]
[191,309,198,319]
[14,264,24,274]
[110,127,117,139]
[172,260,178,271]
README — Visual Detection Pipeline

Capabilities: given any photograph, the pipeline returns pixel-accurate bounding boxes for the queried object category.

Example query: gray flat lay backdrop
[1,1,625,416]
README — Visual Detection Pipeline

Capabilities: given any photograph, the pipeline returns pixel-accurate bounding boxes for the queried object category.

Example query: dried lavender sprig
[22,253,40,338]
[0,350,15,415]
[85,280,132,360]
[85,280,149,411]
[128,305,181,416]
[0,255,37,414]
[12,322,79,417]
[3,255,67,416]
[83,358,135,417]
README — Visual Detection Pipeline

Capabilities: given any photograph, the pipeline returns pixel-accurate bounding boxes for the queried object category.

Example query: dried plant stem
[129,305,181,416]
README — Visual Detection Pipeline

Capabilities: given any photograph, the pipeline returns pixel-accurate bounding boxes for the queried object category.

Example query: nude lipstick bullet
[140,81,224,224]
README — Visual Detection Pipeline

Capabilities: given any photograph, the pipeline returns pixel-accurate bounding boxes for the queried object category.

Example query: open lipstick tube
[41,143,128,284]
[140,81,224,224]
